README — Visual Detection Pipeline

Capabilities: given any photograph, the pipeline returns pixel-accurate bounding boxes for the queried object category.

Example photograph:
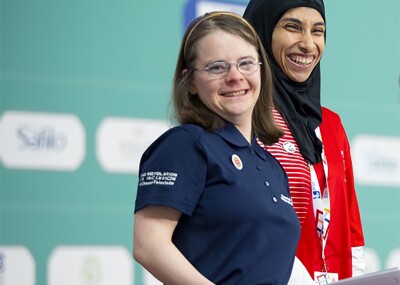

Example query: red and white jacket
[264,107,365,280]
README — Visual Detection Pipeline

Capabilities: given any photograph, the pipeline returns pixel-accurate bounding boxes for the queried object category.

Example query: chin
[288,73,312,83]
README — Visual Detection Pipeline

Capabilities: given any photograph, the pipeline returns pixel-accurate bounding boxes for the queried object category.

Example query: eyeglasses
[193,57,262,77]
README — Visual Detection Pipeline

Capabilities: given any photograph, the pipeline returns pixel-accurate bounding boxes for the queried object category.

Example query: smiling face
[190,29,261,126]
[271,7,325,83]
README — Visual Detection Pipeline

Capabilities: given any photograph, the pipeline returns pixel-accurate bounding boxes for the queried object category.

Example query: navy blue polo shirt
[135,123,300,285]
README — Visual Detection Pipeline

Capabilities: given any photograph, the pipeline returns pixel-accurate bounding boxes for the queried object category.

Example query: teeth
[224,90,246,97]
[289,55,313,65]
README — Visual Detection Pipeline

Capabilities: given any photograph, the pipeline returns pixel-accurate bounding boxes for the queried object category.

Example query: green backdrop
[1,0,399,284]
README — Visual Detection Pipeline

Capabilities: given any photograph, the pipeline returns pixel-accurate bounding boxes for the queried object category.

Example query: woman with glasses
[244,0,365,282]
[133,11,300,285]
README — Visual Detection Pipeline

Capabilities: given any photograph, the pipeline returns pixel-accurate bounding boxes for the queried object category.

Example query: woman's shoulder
[321,106,340,120]
[142,124,205,156]
[167,124,207,142]
[321,106,344,127]
[320,107,348,143]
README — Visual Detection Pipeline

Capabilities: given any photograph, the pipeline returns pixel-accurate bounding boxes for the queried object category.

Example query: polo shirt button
[256,165,262,170]
[272,197,278,203]
[264,181,270,187]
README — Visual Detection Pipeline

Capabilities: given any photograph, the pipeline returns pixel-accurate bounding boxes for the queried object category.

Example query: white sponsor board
[144,270,163,285]
[96,117,170,173]
[352,135,400,187]
[0,111,86,171]
[195,0,246,16]
[0,246,35,285]
[48,246,133,285]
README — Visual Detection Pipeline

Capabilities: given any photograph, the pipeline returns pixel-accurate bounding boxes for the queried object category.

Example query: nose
[225,64,244,81]
[298,32,314,52]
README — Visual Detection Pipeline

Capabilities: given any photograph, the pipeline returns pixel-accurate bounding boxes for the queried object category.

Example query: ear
[182,69,197,95]
[188,83,197,95]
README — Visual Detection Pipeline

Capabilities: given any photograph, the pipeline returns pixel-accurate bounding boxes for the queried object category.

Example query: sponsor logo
[17,124,67,152]
[352,135,400,186]
[96,117,170,173]
[0,252,4,273]
[48,246,133,285]
[80,255,102,285]
[0,111,86,171]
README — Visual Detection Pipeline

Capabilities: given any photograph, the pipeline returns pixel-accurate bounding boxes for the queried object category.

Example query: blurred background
[0,0,399,284]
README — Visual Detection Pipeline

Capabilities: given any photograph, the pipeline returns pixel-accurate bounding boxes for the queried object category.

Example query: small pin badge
[283,141,296,154]
[231,154,243,170]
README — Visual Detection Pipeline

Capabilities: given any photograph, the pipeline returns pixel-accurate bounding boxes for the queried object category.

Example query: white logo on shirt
[139,171,178,186]
[283,141,296,154]
[280,194,293,206]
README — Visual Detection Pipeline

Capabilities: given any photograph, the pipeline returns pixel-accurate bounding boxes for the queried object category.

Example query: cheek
[193,77,217,101]
[271,37,286,68]
[191,75,207,95]
[270,37,280,59]
[318,41,325,56]
[249,73,262,94]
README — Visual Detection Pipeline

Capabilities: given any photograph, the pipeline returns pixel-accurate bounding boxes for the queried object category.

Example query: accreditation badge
[314,271,339,284]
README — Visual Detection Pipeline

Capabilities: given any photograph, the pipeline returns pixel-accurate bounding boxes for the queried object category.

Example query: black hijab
[243,0,325,164]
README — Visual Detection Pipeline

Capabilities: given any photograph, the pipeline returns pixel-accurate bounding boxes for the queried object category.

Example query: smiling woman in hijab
[244,0,366,282]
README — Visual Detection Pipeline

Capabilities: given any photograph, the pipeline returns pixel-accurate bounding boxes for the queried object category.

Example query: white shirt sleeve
[287,256,315,285]
[288,247,365,284]
[352,246,366,277]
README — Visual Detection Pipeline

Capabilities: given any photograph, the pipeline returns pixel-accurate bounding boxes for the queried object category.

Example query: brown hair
[171,11,282,145]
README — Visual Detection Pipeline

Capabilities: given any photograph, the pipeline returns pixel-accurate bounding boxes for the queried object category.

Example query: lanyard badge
[311,127,338,283]
[314,272,339,284]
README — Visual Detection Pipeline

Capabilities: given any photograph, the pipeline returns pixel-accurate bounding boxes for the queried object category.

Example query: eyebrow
[205,56,257,64]
[280,17,325,27]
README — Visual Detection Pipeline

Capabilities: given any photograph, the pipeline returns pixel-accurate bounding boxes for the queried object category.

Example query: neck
[234,122,252,144]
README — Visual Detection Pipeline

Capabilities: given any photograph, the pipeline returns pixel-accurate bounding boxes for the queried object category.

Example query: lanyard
[310,127,331,272]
